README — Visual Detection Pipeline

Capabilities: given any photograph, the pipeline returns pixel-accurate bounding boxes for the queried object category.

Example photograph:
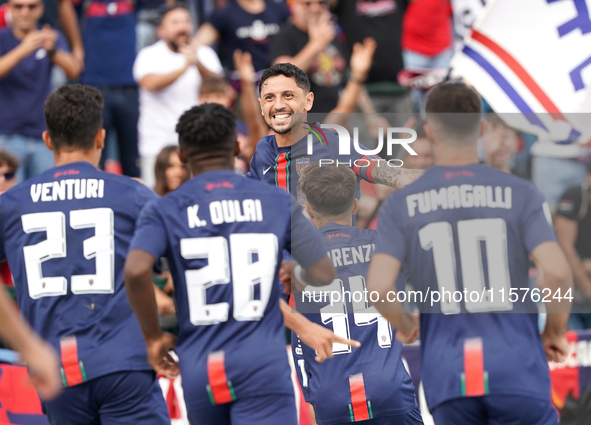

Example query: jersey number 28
[181,234,278,325]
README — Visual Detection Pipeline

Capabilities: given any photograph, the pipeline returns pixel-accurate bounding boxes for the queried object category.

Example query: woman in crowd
[154,145,189,196]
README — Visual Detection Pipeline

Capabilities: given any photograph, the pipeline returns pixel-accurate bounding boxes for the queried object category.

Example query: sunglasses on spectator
[300,0,328,6]
[11,3,40,10]
[0,172,15,180]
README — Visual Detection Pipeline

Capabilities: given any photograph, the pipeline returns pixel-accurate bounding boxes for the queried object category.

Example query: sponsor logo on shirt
[557,200,574,213]
[355,0,397,17]
[236,20,281,42]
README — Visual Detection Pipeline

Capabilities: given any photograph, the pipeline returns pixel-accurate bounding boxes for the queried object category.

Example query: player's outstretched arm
[124,249,179,377]
[370,166,424,191]
[0,284,61,400]
[279,299,360,363]
[531,241,573,363]
[294,258,336,288]
[366,253,419,344]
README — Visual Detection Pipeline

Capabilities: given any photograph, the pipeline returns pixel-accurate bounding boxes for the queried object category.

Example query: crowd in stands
[0,0,590,331]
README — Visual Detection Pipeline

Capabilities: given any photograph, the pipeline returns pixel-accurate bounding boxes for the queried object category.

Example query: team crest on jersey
[381,335,387,343]
[296,158,310,176]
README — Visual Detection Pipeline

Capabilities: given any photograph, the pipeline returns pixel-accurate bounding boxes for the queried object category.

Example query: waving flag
[451,0,591,143]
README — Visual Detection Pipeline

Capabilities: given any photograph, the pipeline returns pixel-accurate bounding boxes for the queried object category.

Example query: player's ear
[351,198,358,216]
[234,141,240,158]
[423,121,436,146]
[305,204,314,220]
[304,91,314,112]
[178,148,188,164]
[42,131,55,152]
[479,120,486,138]
[95,129,106,150]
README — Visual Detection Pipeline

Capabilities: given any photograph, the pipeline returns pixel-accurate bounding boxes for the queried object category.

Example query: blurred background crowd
[1,0,591,333]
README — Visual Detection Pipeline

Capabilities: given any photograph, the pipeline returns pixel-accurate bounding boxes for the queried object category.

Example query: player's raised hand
[394,311,420,344]
[146,332,179,377]
[299,322,361,363]
[21,337,62,400]
[542,329,570,363]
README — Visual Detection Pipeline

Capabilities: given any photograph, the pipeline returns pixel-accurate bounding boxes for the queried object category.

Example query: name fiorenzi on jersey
[187,199,264,228]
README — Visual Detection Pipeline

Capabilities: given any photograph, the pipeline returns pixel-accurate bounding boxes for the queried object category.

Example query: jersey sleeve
[521,183,557,254]
[374,195,407,262]
[129,199,168,261]
[288,198,328,268]
[556,186,582,221]
[246,152,259,180]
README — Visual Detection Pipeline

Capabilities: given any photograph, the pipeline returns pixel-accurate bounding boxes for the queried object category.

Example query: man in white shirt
[133,3,223,188]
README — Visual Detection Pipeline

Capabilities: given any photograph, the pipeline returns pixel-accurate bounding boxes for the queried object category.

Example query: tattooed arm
[370,165,424,190]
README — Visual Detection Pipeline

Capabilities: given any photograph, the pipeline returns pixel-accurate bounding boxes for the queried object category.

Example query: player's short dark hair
[300,164,357,217]
[158,2,189,25]
[259,63,311,96]
[44,84,104,152]
[200,77,230,96]
[425,82,482,140]
[176,103,236,156]
[0,150,19,173]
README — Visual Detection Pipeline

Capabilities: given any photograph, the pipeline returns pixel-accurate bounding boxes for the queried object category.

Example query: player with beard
[134,3,223,187]
[248,63,423,206]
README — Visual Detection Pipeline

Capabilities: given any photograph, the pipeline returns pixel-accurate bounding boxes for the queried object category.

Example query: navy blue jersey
[293,224,417,425]
[129,170,328,409]
[374,164,557,410]
[0,162,157,385]
[247,124,370,205]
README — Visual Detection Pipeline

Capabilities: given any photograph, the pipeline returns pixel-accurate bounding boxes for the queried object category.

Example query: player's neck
[485,158,511,174]
[275,124,309,148]
[433,147,479,167]
[54,151,99,168]
[315,216,352,228]
[188,157,234,177]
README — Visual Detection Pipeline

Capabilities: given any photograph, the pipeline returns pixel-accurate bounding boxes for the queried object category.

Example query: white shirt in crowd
[133,40,223,159]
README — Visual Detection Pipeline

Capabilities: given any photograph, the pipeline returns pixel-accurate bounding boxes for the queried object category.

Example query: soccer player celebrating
[294,163,423,425]
[124,103,354,425]
[249,63,423,200]
[367,82,572,424]
[0,85,170,423]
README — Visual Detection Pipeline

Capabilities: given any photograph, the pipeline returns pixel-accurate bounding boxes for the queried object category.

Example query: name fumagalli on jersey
[0,162,157,385]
